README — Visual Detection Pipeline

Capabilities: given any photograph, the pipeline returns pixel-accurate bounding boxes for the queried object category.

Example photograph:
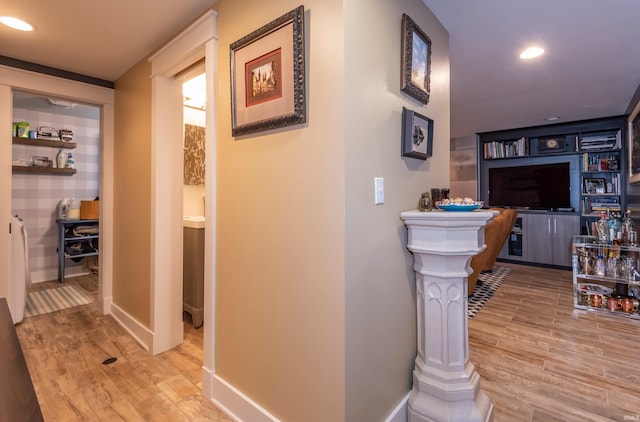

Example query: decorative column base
[401,210,497,422]
[408,380,493,422]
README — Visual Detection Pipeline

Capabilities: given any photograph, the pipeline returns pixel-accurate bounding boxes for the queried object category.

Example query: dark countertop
[0,298,43,422]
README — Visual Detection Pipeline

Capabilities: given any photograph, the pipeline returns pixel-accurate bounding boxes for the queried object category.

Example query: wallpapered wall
[12,107,100,283]
[183,106,205,217]
[184,123,205,185]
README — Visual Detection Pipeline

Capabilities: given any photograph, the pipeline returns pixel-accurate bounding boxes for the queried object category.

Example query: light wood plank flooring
[16,265,640,421]
[470,262,640,422]
[16,274,231,421]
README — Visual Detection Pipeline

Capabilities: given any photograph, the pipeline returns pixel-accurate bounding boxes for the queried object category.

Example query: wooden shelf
[12,166,76,175]
[12,137,76,149]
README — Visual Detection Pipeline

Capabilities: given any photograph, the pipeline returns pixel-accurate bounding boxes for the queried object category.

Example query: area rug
[25,285,93,318]
[468,266,511,319]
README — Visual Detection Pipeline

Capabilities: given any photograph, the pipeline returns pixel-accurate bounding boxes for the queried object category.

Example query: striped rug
[468,266,511,319]
[25,285,93,318]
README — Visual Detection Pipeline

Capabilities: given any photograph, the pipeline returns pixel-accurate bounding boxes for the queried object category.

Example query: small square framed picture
[402,107,433,160]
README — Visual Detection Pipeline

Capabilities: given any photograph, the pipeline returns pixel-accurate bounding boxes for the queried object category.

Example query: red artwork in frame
[245,48,283,107]
[230,5,306,137]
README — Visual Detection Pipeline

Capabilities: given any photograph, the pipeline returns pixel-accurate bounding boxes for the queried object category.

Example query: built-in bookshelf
[482,137,528,159]
[580,140,623,218]
[478,116,627,244]
[579,130,621,151]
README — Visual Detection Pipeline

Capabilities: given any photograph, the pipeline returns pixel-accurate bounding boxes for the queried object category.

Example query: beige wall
[113,60,152,326]
[109,0,448,419]
[343,0,450,420]
[214,1,346,421]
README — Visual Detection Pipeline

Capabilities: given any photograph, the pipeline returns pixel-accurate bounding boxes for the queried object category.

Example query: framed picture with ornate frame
[628,93,640,183]
[230,5,306,137]
[402,107,433,160]
[401,13,432,104]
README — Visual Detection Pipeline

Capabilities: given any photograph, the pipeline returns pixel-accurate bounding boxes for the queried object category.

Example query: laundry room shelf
[12,166,76,175]
[56,219,99,282]
[12,137,76,149]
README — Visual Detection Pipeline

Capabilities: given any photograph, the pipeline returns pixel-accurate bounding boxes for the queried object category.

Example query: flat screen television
[488,162,571,210]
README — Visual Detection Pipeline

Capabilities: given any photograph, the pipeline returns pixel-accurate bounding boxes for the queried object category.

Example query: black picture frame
[230,6,306,137]
[401,14,432,104]
[402,107,433,160]
[584,178,606,194]
[629,94,640,183]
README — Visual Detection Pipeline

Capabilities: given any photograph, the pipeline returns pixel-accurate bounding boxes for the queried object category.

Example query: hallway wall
[343,0,450,420]
[113,60,152,326]
[110,0,450,420]
[214,1,346,420]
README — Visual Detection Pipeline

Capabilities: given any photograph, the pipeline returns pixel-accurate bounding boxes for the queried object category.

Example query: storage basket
[80,200,99,219]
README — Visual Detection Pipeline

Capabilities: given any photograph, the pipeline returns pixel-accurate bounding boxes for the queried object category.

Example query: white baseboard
[31,267,89,284]
[100,294,112,315]
[208,373,280,422]
[109,302,152,352]
[202,365,214,401]
[206,374,408,422]
[385,392,409,422]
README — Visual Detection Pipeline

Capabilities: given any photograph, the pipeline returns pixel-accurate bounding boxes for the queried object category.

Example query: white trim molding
[211,374,280,422]
[110,302,153,352]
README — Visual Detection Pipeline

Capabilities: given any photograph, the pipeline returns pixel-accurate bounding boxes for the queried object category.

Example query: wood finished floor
[16,274,231,421]
[15,265,640,421]
[470,262,640,422]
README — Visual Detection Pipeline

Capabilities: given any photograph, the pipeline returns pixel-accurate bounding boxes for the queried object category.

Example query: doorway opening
[11,90,102,318]
[147,10,215,400]
[182,71,206,352]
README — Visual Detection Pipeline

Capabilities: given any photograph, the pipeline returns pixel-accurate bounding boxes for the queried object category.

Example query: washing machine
[9,214,32,324]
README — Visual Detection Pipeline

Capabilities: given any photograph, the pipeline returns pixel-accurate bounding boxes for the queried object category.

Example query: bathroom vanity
[183,217,204,328]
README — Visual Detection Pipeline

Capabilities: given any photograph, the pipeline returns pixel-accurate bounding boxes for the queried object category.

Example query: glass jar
[430,188,449,203]
[418,192,433,211]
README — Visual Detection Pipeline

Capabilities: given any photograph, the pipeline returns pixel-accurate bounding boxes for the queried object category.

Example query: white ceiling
[423,0,640,138]
[2,1,639,139]
[0,0,217,81]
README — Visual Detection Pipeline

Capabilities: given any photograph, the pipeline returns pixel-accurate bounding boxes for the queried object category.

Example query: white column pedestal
[401,209,497,422]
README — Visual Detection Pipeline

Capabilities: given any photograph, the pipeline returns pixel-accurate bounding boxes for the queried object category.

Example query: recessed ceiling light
[520,47,544,60]
[0,16,35,32]
[545,116,559,121]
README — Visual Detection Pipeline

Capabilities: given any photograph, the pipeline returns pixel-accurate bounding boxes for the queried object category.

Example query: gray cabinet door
[526,213,554,265]
[526,213,579,266]
[552,214,580,266]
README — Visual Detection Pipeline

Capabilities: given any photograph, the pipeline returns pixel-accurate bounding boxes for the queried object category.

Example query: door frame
[0,65,115,316]
[147,10,217,395]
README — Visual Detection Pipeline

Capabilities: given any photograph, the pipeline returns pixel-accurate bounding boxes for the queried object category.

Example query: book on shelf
[579,130,621,150]
[582,195,621,215]
[591,206,621,211]
[483,137,527,159]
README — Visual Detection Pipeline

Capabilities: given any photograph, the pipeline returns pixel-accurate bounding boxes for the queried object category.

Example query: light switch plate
[374,177,384,205]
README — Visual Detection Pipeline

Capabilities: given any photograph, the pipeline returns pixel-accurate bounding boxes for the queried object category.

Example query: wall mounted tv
[488,162,571,210]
